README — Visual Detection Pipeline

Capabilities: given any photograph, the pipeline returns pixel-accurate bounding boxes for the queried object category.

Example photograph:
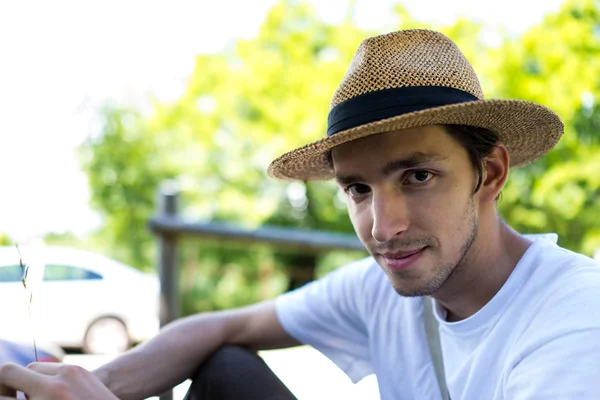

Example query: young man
[1,29,600,400]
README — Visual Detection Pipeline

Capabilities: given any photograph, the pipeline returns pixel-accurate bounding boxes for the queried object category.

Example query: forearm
[93,312,229,400]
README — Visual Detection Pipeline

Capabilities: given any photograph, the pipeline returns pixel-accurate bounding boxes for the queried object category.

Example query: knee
[204,345,258,371]
[189,345,261,395]
[186,346,296,400]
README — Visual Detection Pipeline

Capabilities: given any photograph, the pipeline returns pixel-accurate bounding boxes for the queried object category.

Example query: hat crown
[331,29,484,109]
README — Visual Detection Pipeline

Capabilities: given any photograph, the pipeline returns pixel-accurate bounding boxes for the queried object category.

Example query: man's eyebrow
[381,152,448,177]
[335,174,364,186]
[334,152,448,185]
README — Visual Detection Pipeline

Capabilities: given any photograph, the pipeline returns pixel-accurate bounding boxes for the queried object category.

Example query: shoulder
[277,256,383,302]
[504,247,600,396]
[524,235,600,283]
[276,256,391,320]
[517,241,600,340]
[543,249,600,316]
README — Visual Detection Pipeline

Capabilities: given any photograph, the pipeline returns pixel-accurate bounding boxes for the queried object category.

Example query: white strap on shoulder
[423,296,450,400]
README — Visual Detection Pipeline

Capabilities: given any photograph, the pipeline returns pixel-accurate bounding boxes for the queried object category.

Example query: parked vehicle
[0,246,159,354]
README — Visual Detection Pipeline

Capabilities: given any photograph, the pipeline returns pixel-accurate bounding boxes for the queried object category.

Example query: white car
[0,245,160,354]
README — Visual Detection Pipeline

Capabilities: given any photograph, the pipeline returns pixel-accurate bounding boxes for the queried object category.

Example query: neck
[433,218,532,322]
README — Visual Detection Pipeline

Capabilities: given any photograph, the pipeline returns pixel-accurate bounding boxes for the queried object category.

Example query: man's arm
[94,299,300,400]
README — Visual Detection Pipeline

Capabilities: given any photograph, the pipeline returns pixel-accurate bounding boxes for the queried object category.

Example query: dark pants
[184,345,298,400]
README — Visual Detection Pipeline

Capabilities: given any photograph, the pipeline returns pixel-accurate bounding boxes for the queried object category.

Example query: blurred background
[2,0,600,398]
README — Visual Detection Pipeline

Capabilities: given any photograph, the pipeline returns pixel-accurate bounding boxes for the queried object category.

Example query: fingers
[29,364,88,381]
[0,388,16,398]
[26,363,61,376]
[0,363,19,397]
[0,363,46,395]
[0,383,16,397]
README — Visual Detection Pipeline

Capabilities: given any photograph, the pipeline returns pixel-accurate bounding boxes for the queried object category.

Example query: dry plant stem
[16,244,39,362]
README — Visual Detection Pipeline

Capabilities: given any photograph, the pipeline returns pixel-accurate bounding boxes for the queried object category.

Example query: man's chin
[391,282,440,297]
[388,272,447,297]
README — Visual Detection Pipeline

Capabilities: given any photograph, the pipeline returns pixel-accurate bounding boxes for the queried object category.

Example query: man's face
[332,125,479,296]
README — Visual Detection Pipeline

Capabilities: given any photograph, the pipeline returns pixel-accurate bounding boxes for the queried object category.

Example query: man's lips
[378,247,427,270]
[380,248,426,259]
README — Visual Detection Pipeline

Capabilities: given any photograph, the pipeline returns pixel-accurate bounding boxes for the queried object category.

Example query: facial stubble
[386,199,478,297]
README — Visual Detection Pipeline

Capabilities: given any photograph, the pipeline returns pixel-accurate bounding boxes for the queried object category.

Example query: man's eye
[406,171,434,184]
[345,184,370,198]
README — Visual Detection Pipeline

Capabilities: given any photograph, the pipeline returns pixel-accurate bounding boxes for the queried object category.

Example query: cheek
[406,194,440,224]
[348,203,373,241]
[405,188,465,232]
[423,192,475,245]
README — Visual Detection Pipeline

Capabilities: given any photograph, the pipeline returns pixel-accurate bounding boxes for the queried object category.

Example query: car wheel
[83,317,131,355]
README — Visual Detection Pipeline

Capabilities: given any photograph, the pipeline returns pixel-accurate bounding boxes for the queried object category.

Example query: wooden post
[157,181,179,400]
[286,253,317,291]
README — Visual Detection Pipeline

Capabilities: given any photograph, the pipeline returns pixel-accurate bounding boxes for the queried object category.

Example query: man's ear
[479,144,509,202]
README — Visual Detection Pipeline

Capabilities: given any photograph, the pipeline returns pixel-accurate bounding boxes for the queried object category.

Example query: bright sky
[0,0,564,241]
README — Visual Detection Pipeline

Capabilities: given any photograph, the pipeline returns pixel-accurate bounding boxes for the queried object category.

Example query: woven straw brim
[268,99,563,181]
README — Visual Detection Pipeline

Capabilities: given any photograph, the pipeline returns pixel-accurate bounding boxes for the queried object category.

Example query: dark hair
[443,125,500,194]
[326,124,500,195]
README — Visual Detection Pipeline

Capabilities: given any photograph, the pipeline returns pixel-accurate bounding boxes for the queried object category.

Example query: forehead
[331,125,466,173]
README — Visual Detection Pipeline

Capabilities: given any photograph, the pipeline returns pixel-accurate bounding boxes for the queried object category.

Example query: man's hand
[0,362,118,400]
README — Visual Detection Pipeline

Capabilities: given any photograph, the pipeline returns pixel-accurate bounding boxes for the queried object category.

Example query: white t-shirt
[275,234,600,399]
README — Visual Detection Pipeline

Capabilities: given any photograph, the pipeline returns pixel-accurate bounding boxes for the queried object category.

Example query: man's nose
[371,191,410,243]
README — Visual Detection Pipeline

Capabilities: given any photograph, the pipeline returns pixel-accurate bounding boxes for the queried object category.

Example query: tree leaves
[80,0,600,312]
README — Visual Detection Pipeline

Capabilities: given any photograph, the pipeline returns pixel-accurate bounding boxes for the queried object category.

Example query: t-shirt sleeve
[275,257,377,383]
[504,269,600,399]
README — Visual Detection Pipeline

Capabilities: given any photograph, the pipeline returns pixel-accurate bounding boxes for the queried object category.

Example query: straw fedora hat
[268,29,563,181]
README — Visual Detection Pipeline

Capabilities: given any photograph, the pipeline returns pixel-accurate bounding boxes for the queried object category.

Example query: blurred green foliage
[473,0,600,255]
[0,233,11,246]
[77,0,600,315]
